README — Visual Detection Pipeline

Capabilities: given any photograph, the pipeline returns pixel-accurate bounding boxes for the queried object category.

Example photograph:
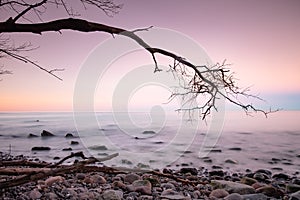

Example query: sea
[0,111,299,175]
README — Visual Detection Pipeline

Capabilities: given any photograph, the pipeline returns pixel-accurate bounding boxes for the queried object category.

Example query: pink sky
[0,0,299,111]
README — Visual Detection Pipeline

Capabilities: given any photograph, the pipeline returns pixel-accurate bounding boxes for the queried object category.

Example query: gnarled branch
[0,17,275,118]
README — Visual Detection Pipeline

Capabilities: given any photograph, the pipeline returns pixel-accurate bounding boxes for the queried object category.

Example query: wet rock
[89,145,108,150]
[53,156,60,160]
[137,163,150,168]
[287,184,300,193]
[101,189,123,200]
[209,170,225,177]
[142,130,156,134]
[28,133,38,138]
[228,147,242,151]
[31,146,51,151]
[62,147,72,151]
[41,130,55,137]
[255,169,272,176]
[124,173,141,184]
[256,185,283,198]
[253,172,269,181]
[224,193,243,200]
[272,173,290,180]
[70,141,79,145]
[180,167,198,175]
[65,133,74,138]
[211,180,255,194]
[225,159,238,164]
[209,149,222,153]
[209,189,229,198]
[131,180,152,195]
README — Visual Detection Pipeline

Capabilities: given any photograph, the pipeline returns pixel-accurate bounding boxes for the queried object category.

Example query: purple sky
[0,0,299,111]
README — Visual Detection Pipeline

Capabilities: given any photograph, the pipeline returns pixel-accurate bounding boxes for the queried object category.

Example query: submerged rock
[89,145,108,150]
[142,130,156,134]
[31,146,51,151]
[70,141,79,145]
[28,133,39,138]
[41,130,55,137]
[65,133,74,138]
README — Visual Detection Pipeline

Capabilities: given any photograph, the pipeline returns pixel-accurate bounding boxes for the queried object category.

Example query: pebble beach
[1,151,300,200]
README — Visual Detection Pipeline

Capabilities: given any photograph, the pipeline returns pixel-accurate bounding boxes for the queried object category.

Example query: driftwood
[0,151,118,189]
[0,151,206,190]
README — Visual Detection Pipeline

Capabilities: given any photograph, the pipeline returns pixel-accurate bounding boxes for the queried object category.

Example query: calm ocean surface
[0,111,299,174]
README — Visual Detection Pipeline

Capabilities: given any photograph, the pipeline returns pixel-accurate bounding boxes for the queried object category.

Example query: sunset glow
[0,0,299,111]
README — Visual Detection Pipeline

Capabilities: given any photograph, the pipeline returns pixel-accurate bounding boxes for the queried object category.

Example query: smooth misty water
[0,111,299,175]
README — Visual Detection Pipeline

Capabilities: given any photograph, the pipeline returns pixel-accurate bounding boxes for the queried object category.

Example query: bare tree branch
[0,17,276,118]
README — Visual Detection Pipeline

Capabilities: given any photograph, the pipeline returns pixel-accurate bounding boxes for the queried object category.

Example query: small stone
[132,180,152,195]
[31,146,51,151]
[45,176,64,187]
[28,133,39,138]
[101,189,123,200]
[53,156,60,160]
[90,174,106,184]
[253,172,268,181]
[124,173,141,184]
[112,181,126,189]
[209,189,229,198]
[211,180,255,195]
[241,193,268,200]
[224,193,243,200]
[76,173,86,180]
[70,141,79,145]
[240,177,257,185]
[180,167,198,175]
[41,130,55,137]
[122,159,133,165]
[286,184,300,193]
[256,185,283,198]
[29,189,42,199]
[209,149,222,153]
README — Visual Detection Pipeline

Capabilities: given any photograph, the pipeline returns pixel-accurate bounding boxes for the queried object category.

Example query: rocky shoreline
[0,152,300,200]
